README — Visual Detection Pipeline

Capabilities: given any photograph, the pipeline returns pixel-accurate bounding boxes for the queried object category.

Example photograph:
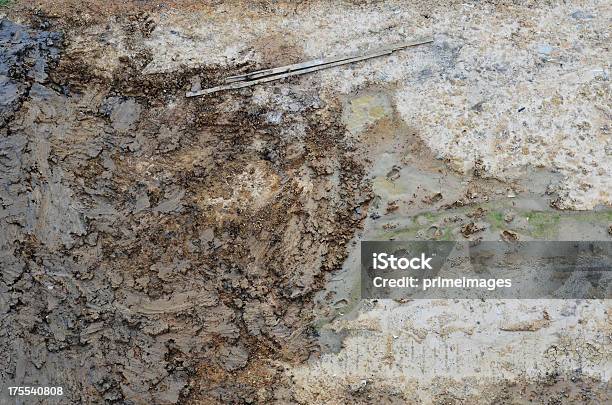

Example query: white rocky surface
[142,1,610,210]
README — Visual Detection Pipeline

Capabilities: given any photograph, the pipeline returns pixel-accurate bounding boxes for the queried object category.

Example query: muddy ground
[1,1,610,404]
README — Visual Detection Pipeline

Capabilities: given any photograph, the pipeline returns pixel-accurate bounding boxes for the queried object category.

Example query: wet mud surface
[0,13,369,405]
[0,19,61,125]
[1,1,611,404]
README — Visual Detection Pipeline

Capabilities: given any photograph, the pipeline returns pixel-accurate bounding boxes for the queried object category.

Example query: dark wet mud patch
[0,16,371,404]
[0,18,62,126]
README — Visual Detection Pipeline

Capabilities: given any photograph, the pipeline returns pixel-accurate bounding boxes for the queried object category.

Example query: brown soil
[0,6,370,404]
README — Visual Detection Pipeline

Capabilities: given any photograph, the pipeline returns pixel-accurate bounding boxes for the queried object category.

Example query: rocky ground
[0,1,610,404]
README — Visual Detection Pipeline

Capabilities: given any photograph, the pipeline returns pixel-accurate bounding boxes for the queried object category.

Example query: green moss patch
[487,211,505,229]
[525,211,560,238]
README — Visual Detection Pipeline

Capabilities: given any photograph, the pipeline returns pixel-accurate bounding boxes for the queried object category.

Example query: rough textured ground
[0,0,610,404]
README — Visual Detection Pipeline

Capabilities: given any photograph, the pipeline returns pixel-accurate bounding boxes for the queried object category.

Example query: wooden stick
[225,38,433,83]
[186,37,433,97]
